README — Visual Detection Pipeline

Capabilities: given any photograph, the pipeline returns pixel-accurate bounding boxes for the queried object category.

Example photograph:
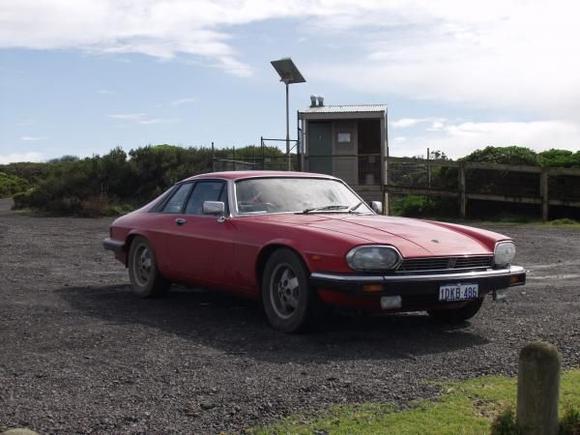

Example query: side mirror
[202,201,225,216]
[370,201,383,214]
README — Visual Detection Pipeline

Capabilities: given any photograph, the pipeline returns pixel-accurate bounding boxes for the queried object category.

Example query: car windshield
[235,177,373,215]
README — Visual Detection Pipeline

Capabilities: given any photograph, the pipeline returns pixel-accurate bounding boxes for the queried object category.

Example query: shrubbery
[490,406,580,435]
[4,144,580,217]
[5,144,284,216]
[0,172,29,198]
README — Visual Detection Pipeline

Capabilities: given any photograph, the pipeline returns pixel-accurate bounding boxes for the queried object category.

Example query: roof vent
[317,95,324,107]
[310,95,317,107]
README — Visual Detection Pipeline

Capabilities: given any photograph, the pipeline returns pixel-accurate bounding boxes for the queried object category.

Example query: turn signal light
[509,274,525,286]
[362,284,383,293]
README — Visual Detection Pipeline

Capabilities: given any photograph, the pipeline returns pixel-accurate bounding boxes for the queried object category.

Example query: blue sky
[1,0,579,164]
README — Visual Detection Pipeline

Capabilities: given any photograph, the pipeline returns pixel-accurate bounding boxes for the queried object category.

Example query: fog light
[493,289,508,301]
[380,295,402,310]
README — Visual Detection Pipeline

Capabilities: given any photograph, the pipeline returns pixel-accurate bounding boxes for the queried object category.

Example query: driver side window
[185,181,227,215]
[161,183,193,213]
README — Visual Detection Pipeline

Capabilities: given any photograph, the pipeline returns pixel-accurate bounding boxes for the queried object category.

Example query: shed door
[307,122,332,175]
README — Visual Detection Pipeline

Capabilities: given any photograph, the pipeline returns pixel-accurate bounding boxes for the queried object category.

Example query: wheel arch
[124,231,148,267]
[255,243,311,292]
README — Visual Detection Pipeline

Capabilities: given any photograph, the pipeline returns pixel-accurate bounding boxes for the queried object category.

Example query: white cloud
[305,1,580,114]
[0,0,288,76]
[392,118,445,128]
[107,113,179,125]
[15,119,34,127]
[2,0,580,105]
[0,151,43,164]
[170,97,196,106]
[19,136,45,141]
[97,89,115,95]
[390,119,580,158]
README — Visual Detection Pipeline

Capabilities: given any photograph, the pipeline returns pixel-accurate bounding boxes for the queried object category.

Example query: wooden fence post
[458,163,466,218]
[517,342,561,435]
[540,169,549,221]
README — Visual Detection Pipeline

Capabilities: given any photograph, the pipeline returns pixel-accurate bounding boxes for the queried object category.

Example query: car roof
[180,170,339,182]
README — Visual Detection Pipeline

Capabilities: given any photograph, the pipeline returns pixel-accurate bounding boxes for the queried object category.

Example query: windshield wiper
[347,201,364,213]
[300,205,350,214]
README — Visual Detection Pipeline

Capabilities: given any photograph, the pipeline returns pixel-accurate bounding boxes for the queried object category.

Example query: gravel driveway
[0,197,578,433]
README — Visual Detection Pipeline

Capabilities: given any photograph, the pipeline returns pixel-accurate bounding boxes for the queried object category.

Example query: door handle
[175,218,187,226]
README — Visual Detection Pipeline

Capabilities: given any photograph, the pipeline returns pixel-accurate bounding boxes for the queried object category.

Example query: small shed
[298,99,388,203]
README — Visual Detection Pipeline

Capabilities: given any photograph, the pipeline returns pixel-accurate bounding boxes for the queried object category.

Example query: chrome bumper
[310,265,526,297]
[311,265,526,284]
[103,237,125,253]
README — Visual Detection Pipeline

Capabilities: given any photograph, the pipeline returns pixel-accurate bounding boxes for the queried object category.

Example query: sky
[1,0,580,164]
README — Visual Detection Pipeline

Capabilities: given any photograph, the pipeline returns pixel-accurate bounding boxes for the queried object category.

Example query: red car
[104,171,526,333]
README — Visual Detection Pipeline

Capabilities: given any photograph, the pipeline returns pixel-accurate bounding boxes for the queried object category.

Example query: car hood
[250,213,497,257]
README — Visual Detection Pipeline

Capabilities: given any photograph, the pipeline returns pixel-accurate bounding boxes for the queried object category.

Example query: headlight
[346,245,401,272]
[494,241,516,267]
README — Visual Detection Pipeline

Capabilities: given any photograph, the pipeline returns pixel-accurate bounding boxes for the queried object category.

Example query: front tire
[427,298,484,324]
[261,248,320,333]
[128,236,170,298]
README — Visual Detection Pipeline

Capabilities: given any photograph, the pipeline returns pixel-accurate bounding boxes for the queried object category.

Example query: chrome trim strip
[395,265,492,274]
[311,265,525,283]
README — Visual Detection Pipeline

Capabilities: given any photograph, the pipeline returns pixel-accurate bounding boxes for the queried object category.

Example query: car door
[165,179,234,287]
[146,182,195,281]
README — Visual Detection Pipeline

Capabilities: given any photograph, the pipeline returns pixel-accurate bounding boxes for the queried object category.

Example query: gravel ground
[0,197,579,434]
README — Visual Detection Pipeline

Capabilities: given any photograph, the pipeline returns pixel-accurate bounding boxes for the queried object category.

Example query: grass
[249,369,580,435]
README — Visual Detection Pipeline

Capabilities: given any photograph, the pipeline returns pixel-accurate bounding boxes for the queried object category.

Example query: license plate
[439,283,479,302]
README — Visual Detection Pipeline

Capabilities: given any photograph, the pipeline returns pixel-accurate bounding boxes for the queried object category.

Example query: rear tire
[261,248,321,333]
[128,236,170,298]
[427,298,484,324]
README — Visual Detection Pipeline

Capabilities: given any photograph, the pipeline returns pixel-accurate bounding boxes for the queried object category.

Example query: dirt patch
[0,198,578,433]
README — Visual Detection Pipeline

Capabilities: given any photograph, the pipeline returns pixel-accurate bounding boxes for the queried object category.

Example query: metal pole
[285,82,290,171]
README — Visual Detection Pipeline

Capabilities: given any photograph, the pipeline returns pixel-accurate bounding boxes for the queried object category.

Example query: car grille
[396,255,493,273]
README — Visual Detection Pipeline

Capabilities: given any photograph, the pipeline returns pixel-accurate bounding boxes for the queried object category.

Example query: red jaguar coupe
[103,171,526,333]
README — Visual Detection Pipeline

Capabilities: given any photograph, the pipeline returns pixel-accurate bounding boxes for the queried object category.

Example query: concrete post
[517,342,561,435]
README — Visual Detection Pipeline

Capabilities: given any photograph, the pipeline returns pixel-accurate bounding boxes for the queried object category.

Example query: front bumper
[310,265,526,310]
[103,237,127,264]
[103,238,125,253]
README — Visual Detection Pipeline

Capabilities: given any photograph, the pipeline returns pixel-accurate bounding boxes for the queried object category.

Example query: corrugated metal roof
[300,104,387,114]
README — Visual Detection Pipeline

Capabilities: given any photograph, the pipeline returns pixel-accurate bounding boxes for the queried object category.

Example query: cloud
[107,113,179,125]
[170,97,196,106]
[15,119,34,127]
[0,151,43,164]
[19,136,45,141]
[304,1,580,114]
[2,1,580,102]
[97,89,115,95]
[0,0,282,77]
[390,119,580,158]
[392,118,445,128]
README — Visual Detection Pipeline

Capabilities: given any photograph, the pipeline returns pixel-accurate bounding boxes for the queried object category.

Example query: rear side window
[185,181,226,215]
[162,183,193,213]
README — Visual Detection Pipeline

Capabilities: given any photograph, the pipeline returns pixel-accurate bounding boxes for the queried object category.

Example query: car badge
[447,258,457,268]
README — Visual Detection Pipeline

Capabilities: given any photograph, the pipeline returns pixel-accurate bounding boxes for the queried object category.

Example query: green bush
[392,195,458,218]
[490,406,580,435]
[0,172,29,198]
[8,144,285,216]
[490,408,522,435]
[560,407,580,435]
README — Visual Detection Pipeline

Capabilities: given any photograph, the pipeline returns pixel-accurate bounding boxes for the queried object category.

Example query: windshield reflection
[235,177,373,215]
